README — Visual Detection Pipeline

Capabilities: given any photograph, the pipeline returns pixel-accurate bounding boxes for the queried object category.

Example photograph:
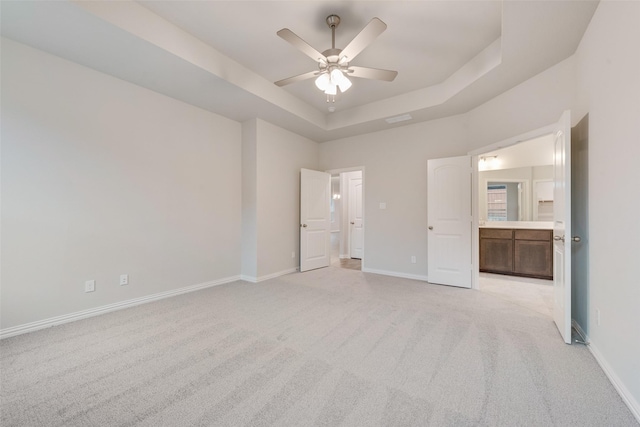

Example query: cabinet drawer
[514,229,552,241]
[480,228,513,239]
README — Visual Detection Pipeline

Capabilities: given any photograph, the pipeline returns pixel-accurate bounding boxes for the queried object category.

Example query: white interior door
[349,176,363,259]
[300,168,331,272]
[427,156,472,288]
[553,110,572,344]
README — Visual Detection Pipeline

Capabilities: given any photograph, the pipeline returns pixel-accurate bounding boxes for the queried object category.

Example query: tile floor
[479,272,553,317]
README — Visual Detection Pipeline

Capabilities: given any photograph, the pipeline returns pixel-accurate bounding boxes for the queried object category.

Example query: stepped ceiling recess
[1,1,598,141]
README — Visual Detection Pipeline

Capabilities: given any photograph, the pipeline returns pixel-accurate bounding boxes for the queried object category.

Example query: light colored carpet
[1,267,637,426]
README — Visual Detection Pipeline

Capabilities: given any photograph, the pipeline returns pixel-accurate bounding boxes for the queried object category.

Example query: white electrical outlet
[120,274,129,286]
[379,202,387,210]
[411,256,416,264]
[85,280,95,293]
[596,308,601,326]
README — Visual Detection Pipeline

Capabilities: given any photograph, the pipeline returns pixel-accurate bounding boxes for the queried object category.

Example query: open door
[427,156,472,288]
[553,110,572,343]
[300,168,331,272]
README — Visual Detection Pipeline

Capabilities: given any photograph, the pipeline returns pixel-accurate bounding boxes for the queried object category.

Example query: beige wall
[255,119,319,280]
[241,119,258,279]
[1,39,242,329]
[241,119,318,281]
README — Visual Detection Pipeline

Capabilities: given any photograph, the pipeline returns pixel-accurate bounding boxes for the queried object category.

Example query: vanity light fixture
[480,155,498,162]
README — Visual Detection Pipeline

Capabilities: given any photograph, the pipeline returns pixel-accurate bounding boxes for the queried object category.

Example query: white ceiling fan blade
[277,28,326,63]
[348,66,398,82]
[275,71,319,87]
[339,18,387,62]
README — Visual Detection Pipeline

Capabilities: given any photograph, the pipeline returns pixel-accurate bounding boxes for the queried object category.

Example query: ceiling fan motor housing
[326,15,340,28]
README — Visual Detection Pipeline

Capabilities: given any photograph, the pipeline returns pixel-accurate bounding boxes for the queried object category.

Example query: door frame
[325,166,365,267]
[469,123,558,290]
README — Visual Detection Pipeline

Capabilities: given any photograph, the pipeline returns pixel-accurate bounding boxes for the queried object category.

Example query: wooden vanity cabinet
[480,228,553,279]
[479,228,513,274]
[514,230,553,279]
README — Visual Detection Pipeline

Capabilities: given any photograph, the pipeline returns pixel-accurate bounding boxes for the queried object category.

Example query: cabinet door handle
[554,235,564,242]
[428,226,433,230]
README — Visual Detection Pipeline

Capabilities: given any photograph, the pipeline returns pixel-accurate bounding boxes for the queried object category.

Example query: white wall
[1,39,242,329]
[254,119,318,280]
[573,1,640,415]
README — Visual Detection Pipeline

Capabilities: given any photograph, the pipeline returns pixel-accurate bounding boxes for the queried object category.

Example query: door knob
[428,226,433,230]
[571,236,581,242]
[301,224,307,228]
[350,221,355,225]
[554,235,565,242]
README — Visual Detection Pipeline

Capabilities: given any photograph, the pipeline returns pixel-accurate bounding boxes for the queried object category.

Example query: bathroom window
[487,185,508,221]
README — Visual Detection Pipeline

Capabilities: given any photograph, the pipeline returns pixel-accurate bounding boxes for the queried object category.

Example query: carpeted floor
[1,267,637,426]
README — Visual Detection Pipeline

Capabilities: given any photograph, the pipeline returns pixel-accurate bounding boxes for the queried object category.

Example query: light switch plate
[85,280,95,293]
[379,202,387,209]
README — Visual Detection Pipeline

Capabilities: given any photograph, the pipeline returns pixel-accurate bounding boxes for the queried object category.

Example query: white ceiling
[0,1,599,142]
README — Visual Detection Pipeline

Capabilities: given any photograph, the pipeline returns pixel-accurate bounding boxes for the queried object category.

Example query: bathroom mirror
[479,166,553,222]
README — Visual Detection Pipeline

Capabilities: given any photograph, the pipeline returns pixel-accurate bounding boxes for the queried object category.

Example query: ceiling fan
[275,14,398,99]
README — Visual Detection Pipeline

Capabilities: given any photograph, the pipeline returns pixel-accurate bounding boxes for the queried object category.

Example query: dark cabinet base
[480,228,553,280]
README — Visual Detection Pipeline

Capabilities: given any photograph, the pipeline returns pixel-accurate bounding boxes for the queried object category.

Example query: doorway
[473,133,556,316]
[326,167,364,271]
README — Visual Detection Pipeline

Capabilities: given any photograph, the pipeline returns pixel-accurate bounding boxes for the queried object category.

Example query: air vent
[385,114,412,124]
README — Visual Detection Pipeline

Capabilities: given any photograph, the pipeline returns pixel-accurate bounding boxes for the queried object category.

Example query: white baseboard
[587,339,640,424]
[362,267,428,282]
[241,267,298,283]
[0,275,241,340]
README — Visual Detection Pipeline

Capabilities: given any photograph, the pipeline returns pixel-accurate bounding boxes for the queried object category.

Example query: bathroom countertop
[479,221,553,230]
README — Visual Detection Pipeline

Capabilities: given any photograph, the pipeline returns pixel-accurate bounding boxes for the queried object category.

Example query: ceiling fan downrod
[326,15,340,50]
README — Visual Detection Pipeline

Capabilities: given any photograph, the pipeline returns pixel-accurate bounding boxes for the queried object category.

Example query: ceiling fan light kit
[275,14,398,106]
